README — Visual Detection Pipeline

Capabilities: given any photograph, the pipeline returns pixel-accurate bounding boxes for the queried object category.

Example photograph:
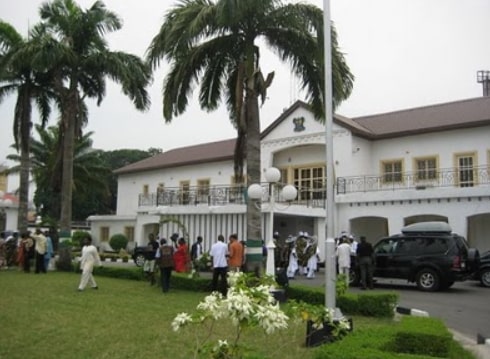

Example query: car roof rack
[401,221,452,234]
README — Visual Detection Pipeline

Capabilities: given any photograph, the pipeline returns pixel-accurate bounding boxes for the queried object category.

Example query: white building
[89,96,490,256]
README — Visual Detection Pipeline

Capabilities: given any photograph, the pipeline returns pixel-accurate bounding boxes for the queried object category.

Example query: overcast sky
[1,0,489,169]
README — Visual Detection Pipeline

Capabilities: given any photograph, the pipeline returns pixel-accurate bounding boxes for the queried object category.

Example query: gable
[261,101,348,142]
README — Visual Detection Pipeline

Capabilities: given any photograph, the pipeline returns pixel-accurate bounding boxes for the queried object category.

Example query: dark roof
[115,96,490,174]
[352,96,490,139]
[115,138,236,175]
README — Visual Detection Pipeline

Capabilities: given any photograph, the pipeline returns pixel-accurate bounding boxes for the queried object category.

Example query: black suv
[472,250,490,288]
[353,222,479,291]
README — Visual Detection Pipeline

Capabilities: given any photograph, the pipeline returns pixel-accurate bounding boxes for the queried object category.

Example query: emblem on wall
[293,116,305,132]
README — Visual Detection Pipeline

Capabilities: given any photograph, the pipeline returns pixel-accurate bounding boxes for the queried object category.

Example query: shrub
[71,231,90,248]
[109,233,128,252]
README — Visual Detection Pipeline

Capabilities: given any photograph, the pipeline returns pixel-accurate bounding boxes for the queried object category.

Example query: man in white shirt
[336,237,352,285]
[210,234,228,295]
[78,234,101,291]
[32,229,47,274]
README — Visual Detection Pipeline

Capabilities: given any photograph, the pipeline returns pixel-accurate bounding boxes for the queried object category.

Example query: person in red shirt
[173,237,190,273]
[228,234,244,272]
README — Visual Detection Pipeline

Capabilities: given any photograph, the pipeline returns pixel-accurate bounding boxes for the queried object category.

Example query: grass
[0,270,313,359]
[0,269,477,359]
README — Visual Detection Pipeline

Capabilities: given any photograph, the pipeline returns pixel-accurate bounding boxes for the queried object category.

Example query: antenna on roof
[477,70,490,96]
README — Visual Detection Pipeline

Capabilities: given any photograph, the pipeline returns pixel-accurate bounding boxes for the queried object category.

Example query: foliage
[311,316,473,359]
[193,252,212,272]
[171,272,289,358]
[33,0,151,232]
[98,149,154,212]
[109,233,128,252]
[287,284,398,318]
[285,300,351,339]
[385,316,452,357]
[71,230,90,248]
[0,20,54,232]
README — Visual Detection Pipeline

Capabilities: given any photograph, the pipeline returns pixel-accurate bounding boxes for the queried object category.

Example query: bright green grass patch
[0,271,310,359]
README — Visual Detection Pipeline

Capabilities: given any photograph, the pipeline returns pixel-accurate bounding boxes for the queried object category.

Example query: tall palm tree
[146,0,353,273]
[8,124,111,223]
[31,0,151,236]
[0,21,53,233]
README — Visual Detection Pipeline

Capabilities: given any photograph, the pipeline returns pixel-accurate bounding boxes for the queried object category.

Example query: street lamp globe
[264,167,281,183]
[282,185,298,201]
[247,183,263,200]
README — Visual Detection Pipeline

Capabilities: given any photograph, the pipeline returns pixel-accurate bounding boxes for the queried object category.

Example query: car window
[393,238,416,255]
[374,239,397,254]
[416,237,448,254]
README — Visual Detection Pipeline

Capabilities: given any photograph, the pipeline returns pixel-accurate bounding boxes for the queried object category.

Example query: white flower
[254,303,289,334]
[171,312,192,332]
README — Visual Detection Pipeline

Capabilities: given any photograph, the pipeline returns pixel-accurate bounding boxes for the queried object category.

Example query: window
[197,179,210,203]
[382,160,403,183]
[293,166,325,201]
[124,226,135,242]
[180,180,190,204]
[142,184,149,196]
[100,227,109,242]
[455,153,476,187]
[415,157,437,181]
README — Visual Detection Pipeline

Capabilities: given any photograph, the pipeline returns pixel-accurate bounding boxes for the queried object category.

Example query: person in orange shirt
[227,234,243,272]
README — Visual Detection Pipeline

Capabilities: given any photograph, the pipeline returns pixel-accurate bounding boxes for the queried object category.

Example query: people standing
[44,231,54,271]
[356,236,374,289]
[191,236,203,262]
[143,233,159,285]
[173,237,190,273]
[32,229,47,274]
[210,234,228,295]
[0,233,6,270]
[19,232,34,273]
[305,236,320,279]
[156,238,175,293]
[227,234,243,272]
[336,237,352,284]
[78,234,101,291]
[286,236,298,279]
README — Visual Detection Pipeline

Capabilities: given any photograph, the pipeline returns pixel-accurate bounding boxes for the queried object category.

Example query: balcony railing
[138,184,327,208]
[336,165,490,194]
[137,166,490,208]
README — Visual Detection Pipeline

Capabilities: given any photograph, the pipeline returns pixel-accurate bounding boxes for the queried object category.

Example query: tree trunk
[59,88,77,238]
[16,91,32,233]
[245,91,263,276]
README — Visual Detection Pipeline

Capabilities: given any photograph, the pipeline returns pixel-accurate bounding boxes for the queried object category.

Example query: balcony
[136,166,490,209]
[138,184,327,208]
[336,165,490,194]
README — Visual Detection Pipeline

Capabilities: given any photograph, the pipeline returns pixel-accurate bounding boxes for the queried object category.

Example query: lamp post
[247,167,298,277]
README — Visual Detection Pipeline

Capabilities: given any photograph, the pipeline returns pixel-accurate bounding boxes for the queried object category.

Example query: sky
[1,0,489,172]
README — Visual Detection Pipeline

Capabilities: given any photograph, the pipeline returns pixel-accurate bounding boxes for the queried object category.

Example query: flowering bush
[285,300,351,339]
[171,271,289,358]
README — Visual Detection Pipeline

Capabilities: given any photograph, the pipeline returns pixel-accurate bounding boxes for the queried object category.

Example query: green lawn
[0,270,476,359]
[0,270,318,359]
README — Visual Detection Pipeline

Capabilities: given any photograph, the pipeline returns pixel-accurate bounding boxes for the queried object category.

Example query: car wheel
[416,268,440,291]
[134,254,145,267]
[480,268,490,288]
[349,268,360,286]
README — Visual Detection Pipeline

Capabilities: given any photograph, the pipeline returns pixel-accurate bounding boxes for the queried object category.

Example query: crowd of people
[0,229,54,273]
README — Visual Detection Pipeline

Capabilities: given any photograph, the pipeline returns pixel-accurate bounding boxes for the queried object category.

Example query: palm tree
[8,124,111,223]
[0,21,53,233]
[146,0,353,273]
[31,0,151,236]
